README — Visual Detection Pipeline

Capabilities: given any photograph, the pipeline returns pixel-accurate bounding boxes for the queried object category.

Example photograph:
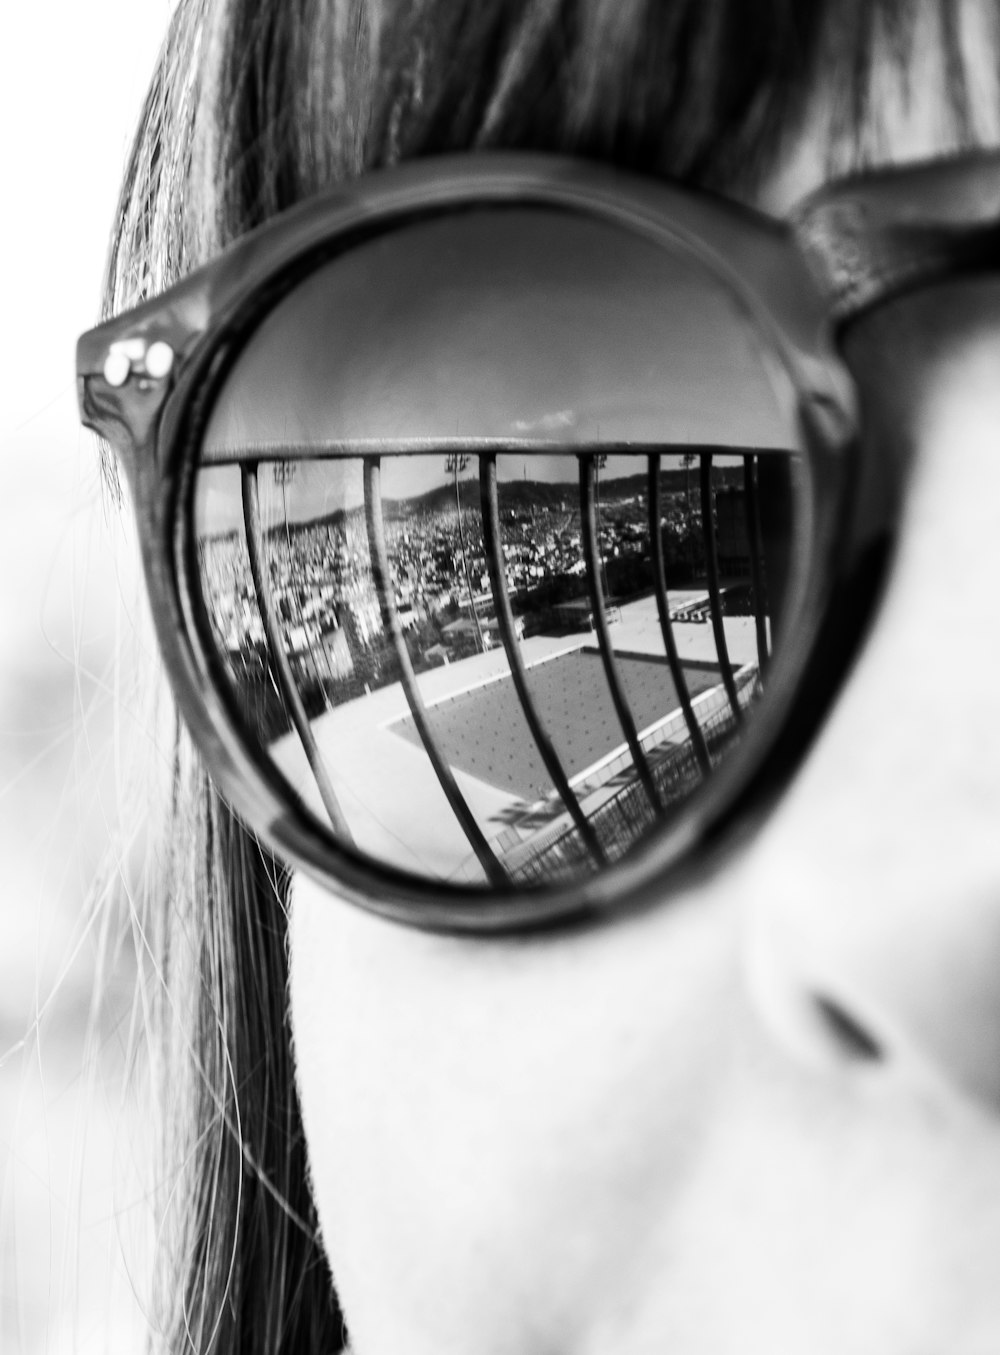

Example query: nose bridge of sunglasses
[792,150,1000,332]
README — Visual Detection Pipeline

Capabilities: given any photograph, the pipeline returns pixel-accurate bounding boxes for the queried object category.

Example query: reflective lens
[193,208,809,888]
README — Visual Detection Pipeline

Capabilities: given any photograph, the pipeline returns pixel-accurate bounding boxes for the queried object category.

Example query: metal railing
[231,445,778,884]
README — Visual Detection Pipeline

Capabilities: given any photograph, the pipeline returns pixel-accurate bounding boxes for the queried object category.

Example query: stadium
[269,591,762,884]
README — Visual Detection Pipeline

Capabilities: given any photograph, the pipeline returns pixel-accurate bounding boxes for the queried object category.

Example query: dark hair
[103,2,983,1350]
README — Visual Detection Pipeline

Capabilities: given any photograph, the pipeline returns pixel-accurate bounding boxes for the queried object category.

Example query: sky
[0,5,173,1350]
[204,209,793,462]
[199,207,797,532]
[1,3,170,678]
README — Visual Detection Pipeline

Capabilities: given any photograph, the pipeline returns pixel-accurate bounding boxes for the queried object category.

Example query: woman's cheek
[288,869,746,1355]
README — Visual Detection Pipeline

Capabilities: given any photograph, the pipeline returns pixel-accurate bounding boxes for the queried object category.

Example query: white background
[1,3,172,1349]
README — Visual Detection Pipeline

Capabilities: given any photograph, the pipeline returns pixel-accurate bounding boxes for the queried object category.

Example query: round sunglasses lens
[193,209,813,889]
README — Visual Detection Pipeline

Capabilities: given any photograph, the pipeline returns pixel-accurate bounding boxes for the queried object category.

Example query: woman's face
[289,18,1000,1355]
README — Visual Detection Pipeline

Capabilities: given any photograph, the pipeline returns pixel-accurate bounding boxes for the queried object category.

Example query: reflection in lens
[192,207,807,890]
[195,448,800,885]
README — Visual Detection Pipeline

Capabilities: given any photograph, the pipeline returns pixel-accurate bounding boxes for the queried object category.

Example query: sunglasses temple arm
[240,465,355,841]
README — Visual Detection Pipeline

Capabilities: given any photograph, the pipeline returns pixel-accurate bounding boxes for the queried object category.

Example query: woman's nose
[741,278,1000,1115]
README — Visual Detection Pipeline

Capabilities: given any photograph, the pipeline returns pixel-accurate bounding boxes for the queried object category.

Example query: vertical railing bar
[700,453,744,725]
[647,455,711,774]
[240,465,354,840]
[579,455,663,816]
[743,453,770,673]
[362,456,508,887]
[480,454,606,865]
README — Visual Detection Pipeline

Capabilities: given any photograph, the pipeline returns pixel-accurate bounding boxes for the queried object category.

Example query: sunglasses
[77,150,1000,931]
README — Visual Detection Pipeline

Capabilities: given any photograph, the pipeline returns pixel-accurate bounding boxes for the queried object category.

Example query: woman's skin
[289,21,1000,1355]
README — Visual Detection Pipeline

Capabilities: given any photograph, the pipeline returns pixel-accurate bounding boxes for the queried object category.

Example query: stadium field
[393,647,720,800]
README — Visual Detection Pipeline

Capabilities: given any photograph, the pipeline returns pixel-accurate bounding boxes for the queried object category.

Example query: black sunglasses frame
[79,152,869,932]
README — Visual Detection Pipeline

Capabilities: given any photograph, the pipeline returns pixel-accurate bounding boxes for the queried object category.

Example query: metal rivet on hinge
[101,336,175,387]
[102,349,132,387]
[145,340,175,379]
